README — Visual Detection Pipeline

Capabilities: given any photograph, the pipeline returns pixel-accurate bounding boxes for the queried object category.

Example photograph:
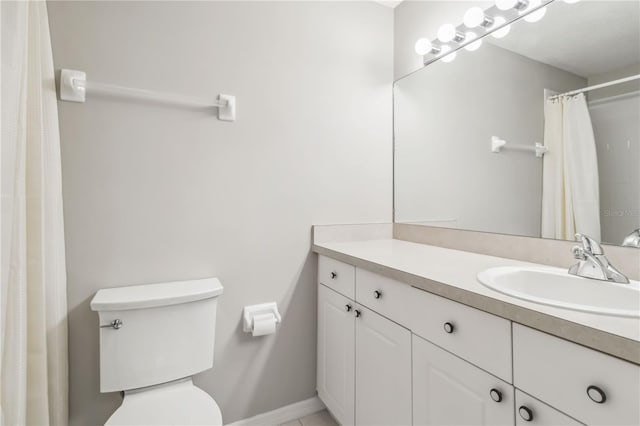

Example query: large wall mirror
[394,0,640,248]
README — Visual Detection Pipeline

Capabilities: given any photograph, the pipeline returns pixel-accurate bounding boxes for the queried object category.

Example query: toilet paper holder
[242,302,282,334]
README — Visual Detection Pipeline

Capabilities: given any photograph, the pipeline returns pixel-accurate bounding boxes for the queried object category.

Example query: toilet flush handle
[100,319,123,330]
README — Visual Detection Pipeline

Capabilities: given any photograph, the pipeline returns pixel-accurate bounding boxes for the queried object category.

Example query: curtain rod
[548,74,640,100]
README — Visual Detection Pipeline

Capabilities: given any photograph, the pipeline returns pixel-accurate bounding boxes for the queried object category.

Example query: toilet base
[106,378,222,426]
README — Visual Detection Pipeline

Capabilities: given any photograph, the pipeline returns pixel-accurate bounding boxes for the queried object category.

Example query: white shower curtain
[541,93,601,242]
[1,2,69,425]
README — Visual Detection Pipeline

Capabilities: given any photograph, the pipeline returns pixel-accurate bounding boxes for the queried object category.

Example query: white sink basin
[477,266,640,318]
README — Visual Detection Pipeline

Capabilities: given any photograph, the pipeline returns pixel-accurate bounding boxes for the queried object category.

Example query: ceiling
[490,0,640,77]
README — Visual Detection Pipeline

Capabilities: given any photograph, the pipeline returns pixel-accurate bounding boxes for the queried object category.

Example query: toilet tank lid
[90,278,223,312]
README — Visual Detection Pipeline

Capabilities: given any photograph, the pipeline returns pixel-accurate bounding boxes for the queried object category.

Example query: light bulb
[415,38,433,55]
[437,24,457,43]
[464,7,485,28]
[523,0,546,22]
[439,45,457,63]
[495,0,518,10]
[464,32,482,51]
[491,16,511,38]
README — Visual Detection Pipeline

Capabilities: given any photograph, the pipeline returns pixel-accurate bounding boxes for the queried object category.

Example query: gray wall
[394,43,585,237]
[46,2,393,424]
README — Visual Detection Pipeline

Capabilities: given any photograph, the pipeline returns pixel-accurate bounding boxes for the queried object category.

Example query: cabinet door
[317,284,355,426]
[355,305,412,426]
[413,334,514,426]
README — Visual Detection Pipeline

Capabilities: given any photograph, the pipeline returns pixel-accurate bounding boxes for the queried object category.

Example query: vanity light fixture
[414,38,440,56]
[495,0,530,11]
[414,0,581,65]
[522,0,547,22]
[437,23,466,43]
[463,7,495,29]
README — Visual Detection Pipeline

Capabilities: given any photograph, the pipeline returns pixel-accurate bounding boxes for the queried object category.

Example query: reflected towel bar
[491,136,548,158]
[58,68,236,121]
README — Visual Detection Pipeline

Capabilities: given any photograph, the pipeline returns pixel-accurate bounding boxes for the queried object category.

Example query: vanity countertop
[312,238,640,365]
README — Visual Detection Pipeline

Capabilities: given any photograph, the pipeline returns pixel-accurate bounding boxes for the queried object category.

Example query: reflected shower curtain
[1,1,69,425]
[541,93,601,242]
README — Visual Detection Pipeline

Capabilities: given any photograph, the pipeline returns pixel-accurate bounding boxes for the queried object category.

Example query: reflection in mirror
[394,0,640,247]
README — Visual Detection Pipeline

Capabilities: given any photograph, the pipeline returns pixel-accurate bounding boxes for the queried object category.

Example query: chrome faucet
[569,233,629,284]
[622,228,640,248]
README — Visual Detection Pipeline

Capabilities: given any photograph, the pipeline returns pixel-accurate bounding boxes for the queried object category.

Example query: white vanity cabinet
[316,254,640,426]
[413,334,514,425]
[317,281,412,425]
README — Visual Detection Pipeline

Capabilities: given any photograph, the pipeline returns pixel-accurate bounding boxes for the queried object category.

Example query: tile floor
[280,410,339,426]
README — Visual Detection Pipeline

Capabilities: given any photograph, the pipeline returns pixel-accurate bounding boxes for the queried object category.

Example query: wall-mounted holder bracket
[242,302,282,333]
[58,68,236,121]
[60,69,87,102]
[491,136,548,158]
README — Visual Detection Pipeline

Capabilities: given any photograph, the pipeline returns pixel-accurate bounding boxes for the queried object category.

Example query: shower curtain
[1,2,69,425]
[541,93,601,242]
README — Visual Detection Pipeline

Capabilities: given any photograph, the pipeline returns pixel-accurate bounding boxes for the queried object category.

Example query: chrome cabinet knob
[330,271,338,279]
[489,388,503,403]
[100,319,123,330]
[586,385,607,404]
[354,309,362,318]
[345,304,353,312]
[518,406,533,422]
[374,290,382,299]
[443,322,455,334]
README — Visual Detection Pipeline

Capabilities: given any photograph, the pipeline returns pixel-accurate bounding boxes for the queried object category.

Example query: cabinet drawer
[513,324,640,426]
[410,288,512,382]
[318,256,355,300]
[355,268,412,328]
[515,390,583,426]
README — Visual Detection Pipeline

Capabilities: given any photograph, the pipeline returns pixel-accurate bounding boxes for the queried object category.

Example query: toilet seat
[105,378,222,426]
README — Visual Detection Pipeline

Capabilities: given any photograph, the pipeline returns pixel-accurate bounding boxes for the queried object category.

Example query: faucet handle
[575,233,603,255]
[572,245,586,260]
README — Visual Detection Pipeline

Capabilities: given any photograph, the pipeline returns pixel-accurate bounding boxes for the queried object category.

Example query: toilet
[90,277,224,425]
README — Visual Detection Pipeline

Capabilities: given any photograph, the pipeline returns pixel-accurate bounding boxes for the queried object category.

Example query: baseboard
[226,396,325,426]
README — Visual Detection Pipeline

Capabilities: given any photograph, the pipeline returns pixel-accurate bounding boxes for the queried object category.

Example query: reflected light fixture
[439,45,457,63]
[523,0,547,22]
[464,32,482,51]
[491,16,512,38]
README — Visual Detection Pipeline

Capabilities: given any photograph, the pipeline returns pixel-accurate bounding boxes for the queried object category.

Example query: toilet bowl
[90,278,224,426]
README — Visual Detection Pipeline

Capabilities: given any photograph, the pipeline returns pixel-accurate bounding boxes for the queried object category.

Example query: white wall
[46,1,393,424]
[394,43,585,237]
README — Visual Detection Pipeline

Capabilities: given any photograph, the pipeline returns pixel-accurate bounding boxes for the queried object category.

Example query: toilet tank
[90,278,223,392]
